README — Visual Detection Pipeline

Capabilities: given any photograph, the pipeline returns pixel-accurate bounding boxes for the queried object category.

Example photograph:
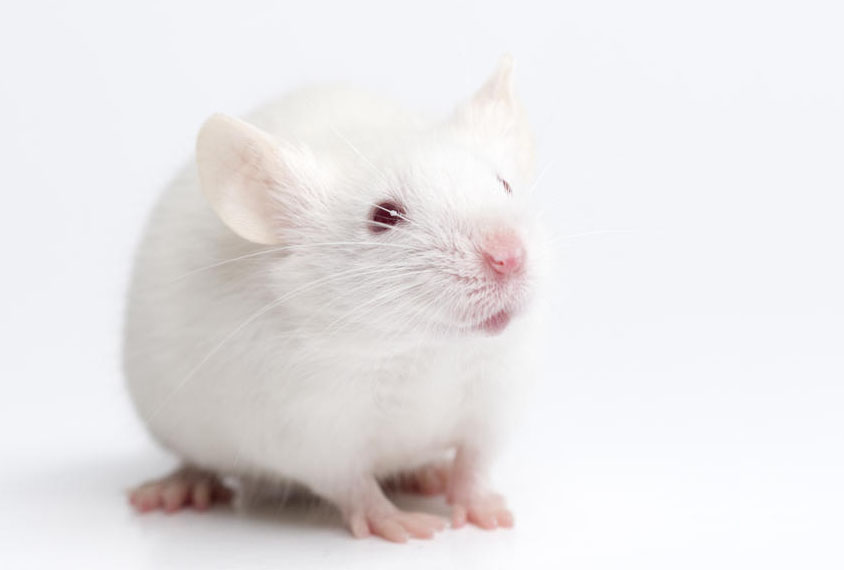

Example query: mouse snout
[481,230,526,276]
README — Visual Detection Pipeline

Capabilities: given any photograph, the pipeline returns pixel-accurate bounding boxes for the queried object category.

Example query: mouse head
[197,57,544,339]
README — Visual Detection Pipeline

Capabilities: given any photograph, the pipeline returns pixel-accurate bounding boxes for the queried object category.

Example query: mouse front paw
[346,508,447,543]
[448,491,514,530]
[332,477,447,543]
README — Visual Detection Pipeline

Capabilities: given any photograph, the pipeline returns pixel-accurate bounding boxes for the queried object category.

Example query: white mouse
[124,55,545,542]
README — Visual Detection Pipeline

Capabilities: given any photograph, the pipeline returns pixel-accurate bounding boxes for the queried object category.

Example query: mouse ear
[474,53,518,105]
[451,55,535,177]
[196,114,319,245]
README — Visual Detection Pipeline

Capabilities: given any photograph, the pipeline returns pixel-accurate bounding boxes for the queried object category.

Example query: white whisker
[329,123,392,187]
[170,240,424,282]
[148,263,418,418]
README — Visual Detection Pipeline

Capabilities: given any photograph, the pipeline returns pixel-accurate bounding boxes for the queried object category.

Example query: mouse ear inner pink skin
[449,54,535,180]
[196,113,320,245]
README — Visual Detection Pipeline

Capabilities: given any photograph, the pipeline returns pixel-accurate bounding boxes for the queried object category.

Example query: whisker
[171,241,424,282]
[329,123,392,188]
[549,229,637,244]
[149,295,286,420]
[319,273,430,336]
[525,160,553,198]
[148,263,417,417]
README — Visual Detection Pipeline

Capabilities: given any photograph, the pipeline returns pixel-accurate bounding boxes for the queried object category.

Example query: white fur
[123,58,543,508]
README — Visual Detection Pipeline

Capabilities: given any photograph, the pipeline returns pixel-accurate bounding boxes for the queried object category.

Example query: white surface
[1,1,842,568]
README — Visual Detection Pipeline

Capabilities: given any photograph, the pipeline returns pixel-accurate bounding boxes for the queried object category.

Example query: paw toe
[128,469,230,514]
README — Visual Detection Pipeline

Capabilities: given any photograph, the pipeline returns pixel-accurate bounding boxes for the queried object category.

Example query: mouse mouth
[456,281,529,336]
[444,262,531,336]
[475,309,513,335]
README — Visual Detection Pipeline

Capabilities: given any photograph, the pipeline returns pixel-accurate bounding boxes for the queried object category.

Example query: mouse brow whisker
[329,123,393,188]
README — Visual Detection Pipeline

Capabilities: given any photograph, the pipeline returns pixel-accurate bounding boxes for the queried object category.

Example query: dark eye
[369,201,406,233]
[498,176,512,194]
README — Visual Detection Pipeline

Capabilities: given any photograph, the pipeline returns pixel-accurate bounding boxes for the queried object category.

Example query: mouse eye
[369,201,406,233]
[498,176,512,194]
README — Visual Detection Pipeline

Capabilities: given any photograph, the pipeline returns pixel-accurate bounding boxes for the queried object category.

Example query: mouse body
[124,57,544,542]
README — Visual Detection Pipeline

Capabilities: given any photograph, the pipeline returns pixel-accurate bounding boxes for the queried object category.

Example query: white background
[1,1,842,568]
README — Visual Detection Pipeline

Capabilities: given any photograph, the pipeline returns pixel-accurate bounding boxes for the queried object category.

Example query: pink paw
[450,493,514,530]
[128,468,232,513]
[346,509,447,543]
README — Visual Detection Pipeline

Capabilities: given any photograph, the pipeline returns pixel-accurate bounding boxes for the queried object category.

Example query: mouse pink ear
[474,53,518,104]
[196,114,319,245]
[451,55,535,177]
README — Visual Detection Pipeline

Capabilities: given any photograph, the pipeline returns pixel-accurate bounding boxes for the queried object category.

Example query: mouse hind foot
[333,478,447,543]
[128,466,232,513]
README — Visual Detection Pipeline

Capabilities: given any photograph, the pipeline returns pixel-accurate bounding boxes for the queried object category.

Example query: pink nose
[482,230,526,276]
